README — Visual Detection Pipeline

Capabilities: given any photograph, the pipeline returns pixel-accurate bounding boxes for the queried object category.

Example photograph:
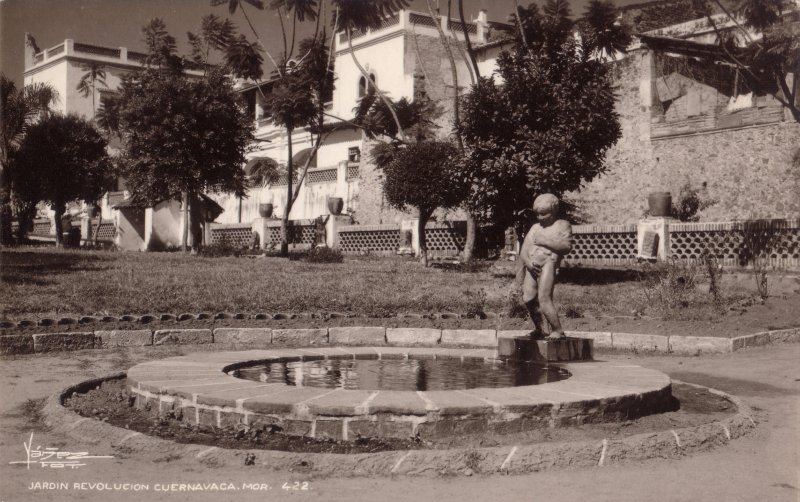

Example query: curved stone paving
[127,347,673,440]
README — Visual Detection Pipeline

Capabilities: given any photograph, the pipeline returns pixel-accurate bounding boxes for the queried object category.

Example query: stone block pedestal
[497,336,593,362]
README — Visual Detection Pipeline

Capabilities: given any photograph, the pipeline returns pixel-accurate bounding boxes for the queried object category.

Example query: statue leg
[537,262,564,339]
[522,269,547,338]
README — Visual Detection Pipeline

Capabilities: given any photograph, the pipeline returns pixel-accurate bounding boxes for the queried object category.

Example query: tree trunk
[425,0,462,151]
[0,183,13,245]
[457,0,480,80]
[463,212,476,261]
[417,213,429,267]
[280,128,294,256]
[90,204,101,246]
[426,0,478,261]
[53,203,64,248]
[181,191,189,252]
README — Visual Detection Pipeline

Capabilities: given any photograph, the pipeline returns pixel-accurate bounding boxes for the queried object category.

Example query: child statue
[519,194,572,339]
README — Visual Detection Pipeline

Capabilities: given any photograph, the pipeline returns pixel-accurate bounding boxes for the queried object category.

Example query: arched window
[358,73,377,98]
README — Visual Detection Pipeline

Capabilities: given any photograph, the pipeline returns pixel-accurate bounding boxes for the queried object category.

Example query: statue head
[532,194,559,224]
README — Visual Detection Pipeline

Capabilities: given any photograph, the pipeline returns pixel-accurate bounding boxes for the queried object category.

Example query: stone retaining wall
[2,326,797,356]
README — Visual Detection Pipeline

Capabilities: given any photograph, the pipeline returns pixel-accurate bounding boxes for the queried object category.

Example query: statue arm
[519,229,536,271]
[532,221,572,255]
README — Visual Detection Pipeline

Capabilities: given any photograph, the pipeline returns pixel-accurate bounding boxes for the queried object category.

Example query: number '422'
[282,481,310,491]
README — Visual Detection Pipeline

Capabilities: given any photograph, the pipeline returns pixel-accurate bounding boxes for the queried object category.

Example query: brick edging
[43,372,757,477]
[2,326,798,356]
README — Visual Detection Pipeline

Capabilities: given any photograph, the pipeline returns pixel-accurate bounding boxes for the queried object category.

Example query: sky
[1,0,652,86]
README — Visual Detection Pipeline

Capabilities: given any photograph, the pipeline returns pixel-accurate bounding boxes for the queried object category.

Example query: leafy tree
[460,0,627,239]
[76,62,108,119]
[0,75,59,243]
[7,114,110,247]
[692,0,799,122]
[379,140,469,266]
[103,19,252,251]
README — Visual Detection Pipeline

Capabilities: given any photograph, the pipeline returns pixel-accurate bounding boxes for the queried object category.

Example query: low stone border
[3,326,798,356]
[43,373,757,477]
[126,348,673,440]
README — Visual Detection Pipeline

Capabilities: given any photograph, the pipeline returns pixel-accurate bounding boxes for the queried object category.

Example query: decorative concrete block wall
[338,224,400,255]
[565,224,639,266]
[209,223,252,248]
[670,219,800,268]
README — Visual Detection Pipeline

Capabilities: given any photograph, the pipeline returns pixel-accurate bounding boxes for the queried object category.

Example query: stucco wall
[25,54,132,120]
[150,201,183,249]
[332,33,412,120]
[24,63,68,114]
[569,49,800,224]
[115,207,146,251]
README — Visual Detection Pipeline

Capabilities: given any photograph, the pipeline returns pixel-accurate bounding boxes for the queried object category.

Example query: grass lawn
[0,247,784,325]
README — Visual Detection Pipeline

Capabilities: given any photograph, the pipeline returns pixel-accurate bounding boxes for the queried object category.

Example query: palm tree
[1,75,59,243]
[211,0,284,75]
[76,62,108,120]
[332,0,410,141]
[423,0,480,262]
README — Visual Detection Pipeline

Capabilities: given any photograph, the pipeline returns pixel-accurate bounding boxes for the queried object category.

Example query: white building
[221,9,510,226]
[22,9,511,235]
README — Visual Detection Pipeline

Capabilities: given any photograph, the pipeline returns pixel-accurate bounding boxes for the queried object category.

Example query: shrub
[298,247,344,263]
[637,259,700,313]
[562,304,584,319]
[671,182,716,222]
[506,290,528,318]
[463,288,487,318]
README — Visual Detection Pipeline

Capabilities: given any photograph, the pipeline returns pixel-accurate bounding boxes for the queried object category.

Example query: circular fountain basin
[127,347,673,440]
[233,357,570,390]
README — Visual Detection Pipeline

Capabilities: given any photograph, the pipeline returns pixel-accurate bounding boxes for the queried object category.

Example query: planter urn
[647,192,672,218]
[259,203,273,218]
[327,197,344,215]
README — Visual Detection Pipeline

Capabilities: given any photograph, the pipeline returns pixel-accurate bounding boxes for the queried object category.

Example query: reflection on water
[234,358,570,391]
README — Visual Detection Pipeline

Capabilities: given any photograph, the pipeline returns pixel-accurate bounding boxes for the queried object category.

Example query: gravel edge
[42,373,757,478]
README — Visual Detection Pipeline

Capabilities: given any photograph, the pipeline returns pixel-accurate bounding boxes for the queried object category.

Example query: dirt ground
[1,340,798,502]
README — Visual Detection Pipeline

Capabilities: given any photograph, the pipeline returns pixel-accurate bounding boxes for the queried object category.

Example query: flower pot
[327,197,344,215]
[647,192,672,217]
[259,203,273,218]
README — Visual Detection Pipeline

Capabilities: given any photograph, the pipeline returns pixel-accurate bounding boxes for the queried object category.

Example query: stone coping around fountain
[44,372,756,477]
[2,325,799,356]
[124,348,674,440]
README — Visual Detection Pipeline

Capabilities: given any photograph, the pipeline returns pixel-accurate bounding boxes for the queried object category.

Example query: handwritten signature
[9,432,114,470]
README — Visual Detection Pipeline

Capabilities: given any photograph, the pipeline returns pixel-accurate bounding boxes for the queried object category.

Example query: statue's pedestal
[497,336,593,362]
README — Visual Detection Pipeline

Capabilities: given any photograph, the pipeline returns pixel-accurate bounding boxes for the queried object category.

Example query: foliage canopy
[8,113,111,245]
[461,0,626,235]
[102,19,253,207]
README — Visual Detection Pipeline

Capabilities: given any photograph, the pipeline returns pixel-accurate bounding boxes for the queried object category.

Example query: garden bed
[64,378,734,453]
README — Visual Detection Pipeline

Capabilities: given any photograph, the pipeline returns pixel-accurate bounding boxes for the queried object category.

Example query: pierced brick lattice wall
[92,220,115,241]
[307,168,337,184]
[210,224,253,248]
[346,165,359,181]
[339,225,400,254]
[264,221,316,247]
[31,218,51,236]
[425,222,466,258]
[670,219,800,268]
[565,224,638,266]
